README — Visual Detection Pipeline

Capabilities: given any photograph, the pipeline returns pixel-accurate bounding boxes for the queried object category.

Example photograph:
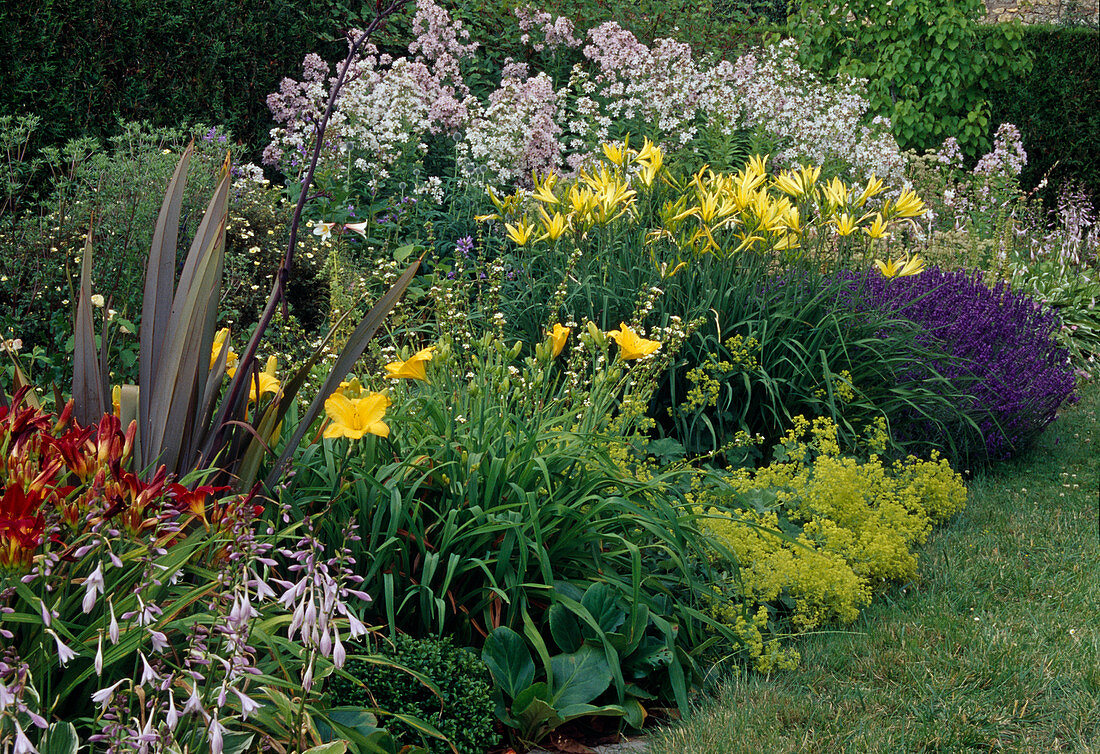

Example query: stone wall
[985,0,1099,25]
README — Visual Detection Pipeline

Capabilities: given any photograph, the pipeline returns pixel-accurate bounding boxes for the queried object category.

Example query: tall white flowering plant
[263,0,907,205]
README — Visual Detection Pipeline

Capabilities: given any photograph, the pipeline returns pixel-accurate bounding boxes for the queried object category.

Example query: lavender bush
[838,266,1077,465]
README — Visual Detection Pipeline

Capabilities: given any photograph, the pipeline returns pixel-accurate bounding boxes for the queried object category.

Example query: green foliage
[287,321,718,644]
[483,625,626,744]
[329,635,499,754]
[0,119,226,375]
[0,0,344,158]
[789,0,1032,158]
[985,25,1100,206]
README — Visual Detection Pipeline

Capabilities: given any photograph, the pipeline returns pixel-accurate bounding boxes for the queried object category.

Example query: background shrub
[985,25,1100,207]
[0,0,343,159]
[329,635,499,754]
[788,0,1032,159]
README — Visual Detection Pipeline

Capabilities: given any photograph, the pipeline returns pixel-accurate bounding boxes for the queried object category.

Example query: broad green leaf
[482,626,535,700]
[549,645,612,707]
[38,722,79,754]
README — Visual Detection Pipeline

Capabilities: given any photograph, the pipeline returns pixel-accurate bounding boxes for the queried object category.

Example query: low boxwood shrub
[837,266,1078,465]
[329,635,499,754]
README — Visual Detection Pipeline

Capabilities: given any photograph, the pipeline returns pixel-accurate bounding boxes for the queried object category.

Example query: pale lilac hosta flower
[91,679,127,708]
[138,652,161,686]
[108,600,120,644]
[94,633,104,676]
[45,629,76,666]
[165,690,180,731]
[208,715,226,754]
[12,720,35,754]
[232,689,261,721]
[148,628,169,653]
[182,683,205,717]
[82,563,105,613]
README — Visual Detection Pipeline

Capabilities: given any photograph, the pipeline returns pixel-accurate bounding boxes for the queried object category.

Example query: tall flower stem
[221,1,413,440]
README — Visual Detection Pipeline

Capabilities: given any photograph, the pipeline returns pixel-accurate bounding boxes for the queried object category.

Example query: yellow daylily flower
[833,212,858,237]
[875,254,926,278]
[505,216,538,246]
[821,176,850,208]
[537,206,571,242]
[607,323,661,360]
[773,233,801,251]
[547,323,571,358]
[211,328,238,378]
[773,170,805,198]
[888,188,926,219]
[744,154,769,185]
[634,138,664,185]
[864,213,889,239]
[385,346,436,381]
[323,392,390,440]
[531,171,560,204]
[602,136,632,166]
[249,356,281,402]
[855,173,885,207]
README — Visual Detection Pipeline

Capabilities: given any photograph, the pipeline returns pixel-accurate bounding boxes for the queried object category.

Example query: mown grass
[650,382,1100,753]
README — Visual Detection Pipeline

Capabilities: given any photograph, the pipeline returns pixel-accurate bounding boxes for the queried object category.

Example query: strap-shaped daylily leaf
[73,226,107,425]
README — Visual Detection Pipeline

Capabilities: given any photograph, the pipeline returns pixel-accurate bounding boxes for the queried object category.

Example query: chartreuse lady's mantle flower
[548,324,570,358]
[875,254,926,278]
[608,323,661,360]
[323,392,390,440]
[385,346,436,381]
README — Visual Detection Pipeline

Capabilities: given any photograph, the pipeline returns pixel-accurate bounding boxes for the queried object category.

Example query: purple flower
[833,266,1077,464]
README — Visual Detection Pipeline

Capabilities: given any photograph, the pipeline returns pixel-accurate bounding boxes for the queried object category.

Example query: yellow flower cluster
[699,416,966,640]
[476,144,928,266]
[476,137,664,246]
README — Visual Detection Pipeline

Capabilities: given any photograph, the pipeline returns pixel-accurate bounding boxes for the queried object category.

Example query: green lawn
[650,382,1100,753]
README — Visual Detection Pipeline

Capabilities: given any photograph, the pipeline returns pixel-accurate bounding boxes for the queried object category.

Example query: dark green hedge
[985,25,1100,205]
[0,0,345,158]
